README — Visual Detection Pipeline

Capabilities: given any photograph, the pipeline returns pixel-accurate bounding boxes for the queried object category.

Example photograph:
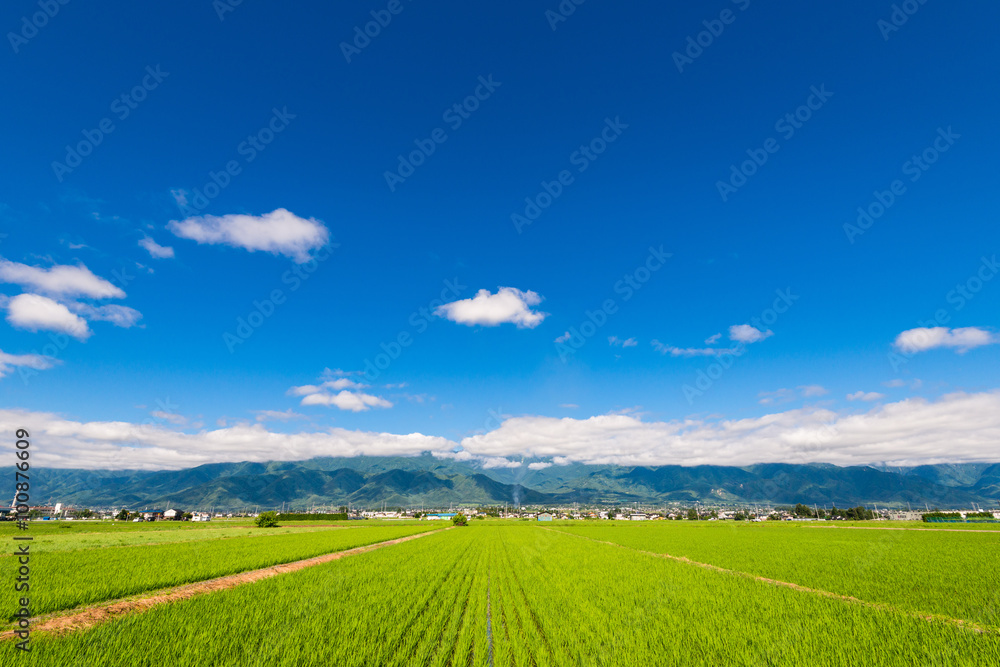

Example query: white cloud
[139,236,175,259]
[458,391,1000,468]
[254,409,306,422]
[758,388,794,405]
[846,391,885,402]
[653,325,772,357]
[893,327,997,354]
[528,462,552,470]
[8,391,1000,470]
[288,378,363,396]
[560,403,579,409]
[289,372,391,412]
[5,293,91,340]
[554,332,571,343]
[608,336,637,348]
[0,259,125,299]
[799,385,828,397]
[151,410,187,426]
[0,350,58,379]
[301,391,393,412]
[883,379,906,388]
[435,287,547,328]
[167,208,329,264]
[729,324,773,344]
[69,303,143,329]
[651,340,736,357]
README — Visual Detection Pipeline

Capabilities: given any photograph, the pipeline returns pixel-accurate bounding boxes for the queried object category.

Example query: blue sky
[1,1,998,470]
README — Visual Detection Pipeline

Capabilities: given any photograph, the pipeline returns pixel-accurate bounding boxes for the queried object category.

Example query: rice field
[2,523,435,620]
[4,521,999,666]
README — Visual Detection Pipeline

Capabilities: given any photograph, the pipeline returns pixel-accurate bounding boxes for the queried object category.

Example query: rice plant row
[551,521,1000,629]
[18,525,1000,666]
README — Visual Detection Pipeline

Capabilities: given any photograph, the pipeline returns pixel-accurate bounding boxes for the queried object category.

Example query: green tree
[793,503,813,518]
[452,513,468,526]
[687,508,699,521]
[115,509,129,521]
[254,511,279,528]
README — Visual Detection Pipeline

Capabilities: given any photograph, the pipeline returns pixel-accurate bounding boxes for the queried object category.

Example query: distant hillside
[21,458,1000,510]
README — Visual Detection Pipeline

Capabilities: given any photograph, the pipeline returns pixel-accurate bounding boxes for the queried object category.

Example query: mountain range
[21,455,1000,511]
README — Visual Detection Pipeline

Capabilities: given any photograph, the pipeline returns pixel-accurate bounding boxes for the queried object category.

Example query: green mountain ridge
[18,458,1000,510]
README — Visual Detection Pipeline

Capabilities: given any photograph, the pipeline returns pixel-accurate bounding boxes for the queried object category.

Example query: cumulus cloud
[0,350,58,379]
[729,324,773,344]
[0,258,125,299]
[435,287,547,328]
[167,208,329,263]
[288,377,363,396]
[301,391,392,412]
[139,236,175,259]
[0,408,452,470]
[608,336,637,348]
[7,391,1000,470]
[893,327,997,354]
[5,293,91,340]
[289,373,391,412]
[458,391,1000,468]
[846,391,885,402]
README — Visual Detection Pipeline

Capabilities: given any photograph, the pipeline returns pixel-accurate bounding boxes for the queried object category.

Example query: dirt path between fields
[2,527,450,640]
[546,528,997,636]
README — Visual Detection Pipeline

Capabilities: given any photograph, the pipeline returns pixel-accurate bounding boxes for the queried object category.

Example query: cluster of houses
[9,503,999,523]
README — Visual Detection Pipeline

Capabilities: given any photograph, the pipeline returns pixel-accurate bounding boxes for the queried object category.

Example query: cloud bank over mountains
[8,390,999,471]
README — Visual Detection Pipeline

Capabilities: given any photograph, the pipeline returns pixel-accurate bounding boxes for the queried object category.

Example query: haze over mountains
[28,456,1000,511]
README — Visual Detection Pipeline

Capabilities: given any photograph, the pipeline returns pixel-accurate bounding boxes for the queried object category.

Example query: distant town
[6,501,1000,524]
